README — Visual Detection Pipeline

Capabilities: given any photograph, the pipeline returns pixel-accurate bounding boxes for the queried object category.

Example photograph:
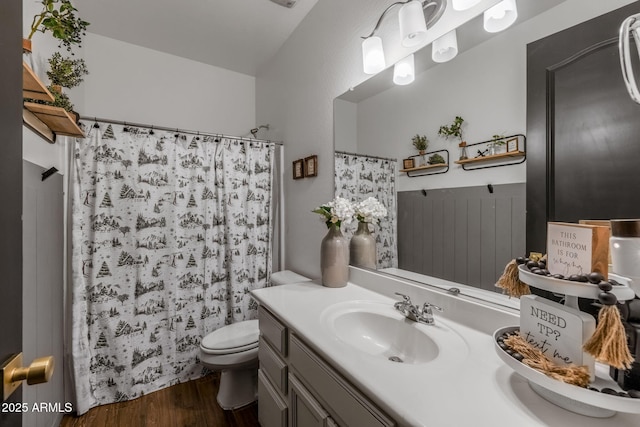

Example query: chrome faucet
[394,292,443,325]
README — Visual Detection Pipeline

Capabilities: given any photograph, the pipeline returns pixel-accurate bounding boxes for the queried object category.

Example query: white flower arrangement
[313,197,355,228]
[354,197,387,224]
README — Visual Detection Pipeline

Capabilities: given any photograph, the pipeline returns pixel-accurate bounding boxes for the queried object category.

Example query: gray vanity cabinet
[257,306,395,427]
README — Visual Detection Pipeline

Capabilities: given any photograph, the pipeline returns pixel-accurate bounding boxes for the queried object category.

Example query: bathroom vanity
[252,267,640,426]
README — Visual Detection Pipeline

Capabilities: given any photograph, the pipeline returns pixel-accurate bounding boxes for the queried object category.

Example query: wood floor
[59,374,260,427]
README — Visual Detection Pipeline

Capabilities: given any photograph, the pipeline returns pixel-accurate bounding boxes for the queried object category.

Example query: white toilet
[199,270,310,410]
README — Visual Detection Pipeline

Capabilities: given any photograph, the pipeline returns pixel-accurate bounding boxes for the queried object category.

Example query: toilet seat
[201,319,259,355]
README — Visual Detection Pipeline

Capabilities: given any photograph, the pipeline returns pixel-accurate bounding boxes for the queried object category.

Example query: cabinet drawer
[260,306,288,356]
[259,337,288,394]
[258,369,288,427]
[289,373,329,427]
[289,334,395,427]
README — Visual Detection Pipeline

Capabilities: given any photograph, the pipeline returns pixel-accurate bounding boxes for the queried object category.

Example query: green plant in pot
[438,116,467,160]
[47,52,88,91]
[489,134,506,155]
[428,153,445,165]
[412,134,429,154]
[412,134,429,166]
[25,0,90,53]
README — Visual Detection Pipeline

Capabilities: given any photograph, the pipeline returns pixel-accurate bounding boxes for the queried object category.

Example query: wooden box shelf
[22,61,84,141]
[23,102,84,137]
[23,62,54,102]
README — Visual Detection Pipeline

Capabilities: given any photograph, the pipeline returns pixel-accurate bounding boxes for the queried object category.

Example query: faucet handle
[422,302,443,313]
[394,292,412,303]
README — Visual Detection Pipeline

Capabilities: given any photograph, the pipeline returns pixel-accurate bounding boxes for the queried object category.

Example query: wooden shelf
[400,163,448,173]
[454,151,525,165]
[23,62,54,102]
[23,102,84,137]
[22,61,84,141]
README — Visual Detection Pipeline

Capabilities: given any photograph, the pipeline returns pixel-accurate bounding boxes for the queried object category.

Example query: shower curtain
[71,122,275,414]
[334,153,397,268]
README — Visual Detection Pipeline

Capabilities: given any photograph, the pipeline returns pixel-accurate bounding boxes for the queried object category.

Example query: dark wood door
[527,1,640,252]
[0,1,24,426]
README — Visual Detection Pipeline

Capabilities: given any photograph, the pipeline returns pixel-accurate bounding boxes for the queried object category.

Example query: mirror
[334,0,568,309]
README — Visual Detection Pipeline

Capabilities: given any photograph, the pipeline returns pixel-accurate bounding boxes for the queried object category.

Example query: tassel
[583,305,634,370]
[496,259,530,298]
[505,333,591,387]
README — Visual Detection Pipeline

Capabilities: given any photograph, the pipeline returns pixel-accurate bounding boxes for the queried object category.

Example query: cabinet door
[289,374,329,427]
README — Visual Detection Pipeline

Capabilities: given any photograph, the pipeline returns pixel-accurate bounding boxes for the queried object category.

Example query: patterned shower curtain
[71,122,274,414]
[334,153,397,268]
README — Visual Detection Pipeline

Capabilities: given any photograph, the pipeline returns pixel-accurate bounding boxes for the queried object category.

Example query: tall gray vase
[321,225,349,288]
[350,222,377,269]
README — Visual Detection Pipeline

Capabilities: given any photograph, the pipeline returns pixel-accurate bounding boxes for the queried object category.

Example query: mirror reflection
[334,0,568,308]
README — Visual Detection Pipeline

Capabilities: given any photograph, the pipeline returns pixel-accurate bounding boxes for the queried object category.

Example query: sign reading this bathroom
[546,222,609,277]
[520,295,595,377]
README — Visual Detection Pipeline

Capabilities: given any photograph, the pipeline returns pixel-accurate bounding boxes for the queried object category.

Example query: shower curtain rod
[80,116,283,146]
[335,150,397,162]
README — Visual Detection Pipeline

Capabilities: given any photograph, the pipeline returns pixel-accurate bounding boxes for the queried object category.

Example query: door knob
[2,353,54,401]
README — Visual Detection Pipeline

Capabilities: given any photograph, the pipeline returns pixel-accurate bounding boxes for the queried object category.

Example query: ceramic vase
[350,222,377,269]
[321,224,349,288]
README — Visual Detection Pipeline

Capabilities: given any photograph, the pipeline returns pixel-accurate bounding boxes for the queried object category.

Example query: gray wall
[23,161,65,427]
[397,183,525,292]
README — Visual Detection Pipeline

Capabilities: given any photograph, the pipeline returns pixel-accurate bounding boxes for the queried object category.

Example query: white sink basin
[320,300,468,365]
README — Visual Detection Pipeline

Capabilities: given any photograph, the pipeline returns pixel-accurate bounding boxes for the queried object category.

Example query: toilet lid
[201,319,259,354]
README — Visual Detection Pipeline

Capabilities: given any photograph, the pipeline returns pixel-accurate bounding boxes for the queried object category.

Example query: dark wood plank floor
[60,374,260,427]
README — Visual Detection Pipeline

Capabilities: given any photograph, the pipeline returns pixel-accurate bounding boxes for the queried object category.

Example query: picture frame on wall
[304,155,318,177]
[506,137,519,153]
[293,159,304,179]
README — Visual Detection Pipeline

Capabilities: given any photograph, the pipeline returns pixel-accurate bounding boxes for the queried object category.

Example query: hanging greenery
[438,116,465,143]
[46,52,88,88]
[27,0,90,53]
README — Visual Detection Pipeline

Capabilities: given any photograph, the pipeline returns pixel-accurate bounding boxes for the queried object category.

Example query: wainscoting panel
[397,183,526,292]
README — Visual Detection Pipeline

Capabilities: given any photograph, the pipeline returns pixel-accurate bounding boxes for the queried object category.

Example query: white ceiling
[79,0,319,77]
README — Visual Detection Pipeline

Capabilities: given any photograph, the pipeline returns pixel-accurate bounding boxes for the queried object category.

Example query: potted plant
[25,0,90,53]
[489,134,506,155]
[438,116,467,160]
[428,153,446,165]
[46,52,88,92]
[412,134,429,166]
[412,134,429,154]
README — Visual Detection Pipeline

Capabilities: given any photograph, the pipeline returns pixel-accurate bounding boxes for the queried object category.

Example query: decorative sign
[520,295,595,377]
[547,222,609,277]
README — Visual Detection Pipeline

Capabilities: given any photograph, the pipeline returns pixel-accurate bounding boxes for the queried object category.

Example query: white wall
[333,99,358,153]
[255,0,638,280]
[81,33,256,136]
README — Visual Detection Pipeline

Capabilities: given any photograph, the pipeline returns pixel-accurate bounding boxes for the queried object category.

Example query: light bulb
[432,30,458,63]
[362,36,385,74]
[484,0,518,33]
[452,0,482,11]
[399,0,427,48]
[393,54,415,85]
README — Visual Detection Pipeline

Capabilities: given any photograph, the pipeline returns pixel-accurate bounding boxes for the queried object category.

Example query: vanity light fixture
[393,54,415,85]
[432,29,458,63]
[361,0,439,74]
[483,0,518,33]
[451,0,482,11]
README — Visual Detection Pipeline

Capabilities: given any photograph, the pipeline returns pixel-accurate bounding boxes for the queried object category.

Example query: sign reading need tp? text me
[520,295,595,376]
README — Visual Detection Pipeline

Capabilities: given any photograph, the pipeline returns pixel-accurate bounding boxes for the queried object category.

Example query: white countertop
[252,280,640,427]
